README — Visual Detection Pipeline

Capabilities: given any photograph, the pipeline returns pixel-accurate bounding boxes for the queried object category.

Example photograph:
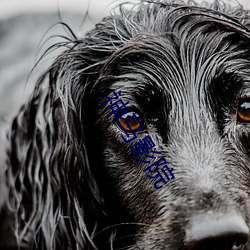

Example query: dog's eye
[118,111,143,132]
[237,99,250,123]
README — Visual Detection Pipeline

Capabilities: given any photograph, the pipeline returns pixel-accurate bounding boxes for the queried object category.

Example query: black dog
[1,0,250,249]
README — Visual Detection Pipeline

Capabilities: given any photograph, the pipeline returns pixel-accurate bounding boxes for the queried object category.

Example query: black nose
[185,213,249,250]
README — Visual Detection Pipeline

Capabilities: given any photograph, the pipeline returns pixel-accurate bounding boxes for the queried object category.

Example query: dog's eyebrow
[98,37,184,94]
[210,71,242,94]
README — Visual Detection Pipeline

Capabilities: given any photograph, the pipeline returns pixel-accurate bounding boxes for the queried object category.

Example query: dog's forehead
[103,9,250,102]
[107,35,248,98]
[93,3,250,131]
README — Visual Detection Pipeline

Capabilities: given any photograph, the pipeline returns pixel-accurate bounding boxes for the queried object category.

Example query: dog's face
[3,1,250,250]
[86,3,250,249]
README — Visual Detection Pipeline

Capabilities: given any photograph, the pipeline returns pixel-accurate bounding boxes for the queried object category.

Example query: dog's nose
[185,213,249,250]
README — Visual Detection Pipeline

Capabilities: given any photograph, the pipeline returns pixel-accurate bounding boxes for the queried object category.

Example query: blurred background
[0,0,250,174]
[0,0,119,172]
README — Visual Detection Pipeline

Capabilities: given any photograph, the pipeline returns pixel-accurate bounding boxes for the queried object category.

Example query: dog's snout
[185,213,249,250]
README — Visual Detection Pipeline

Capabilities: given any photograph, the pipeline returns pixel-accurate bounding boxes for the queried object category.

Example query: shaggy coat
[1,0,250,249]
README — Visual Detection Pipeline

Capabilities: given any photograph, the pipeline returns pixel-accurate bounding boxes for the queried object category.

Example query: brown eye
[117,111,144,132]
[237,99,250,123]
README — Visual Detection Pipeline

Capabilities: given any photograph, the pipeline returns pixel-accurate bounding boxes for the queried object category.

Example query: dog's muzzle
[185,213,249,250]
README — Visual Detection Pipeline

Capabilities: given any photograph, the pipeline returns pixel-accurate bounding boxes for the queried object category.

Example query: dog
[1,0,250,249]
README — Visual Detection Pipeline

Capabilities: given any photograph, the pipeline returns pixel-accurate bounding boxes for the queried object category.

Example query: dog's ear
[3,17,123,249]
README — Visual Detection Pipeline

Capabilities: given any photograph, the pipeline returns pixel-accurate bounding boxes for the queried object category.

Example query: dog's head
[3,1,250,249]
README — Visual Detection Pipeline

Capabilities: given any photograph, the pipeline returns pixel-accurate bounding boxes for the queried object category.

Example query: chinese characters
[100,91,175,189]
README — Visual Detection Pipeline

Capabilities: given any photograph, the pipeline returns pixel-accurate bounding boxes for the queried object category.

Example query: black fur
[1,0,250,249]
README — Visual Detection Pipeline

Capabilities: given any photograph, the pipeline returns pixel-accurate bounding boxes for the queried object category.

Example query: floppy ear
[2,17,125,249]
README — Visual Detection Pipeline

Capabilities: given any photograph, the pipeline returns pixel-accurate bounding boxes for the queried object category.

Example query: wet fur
[1,0,250,249]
